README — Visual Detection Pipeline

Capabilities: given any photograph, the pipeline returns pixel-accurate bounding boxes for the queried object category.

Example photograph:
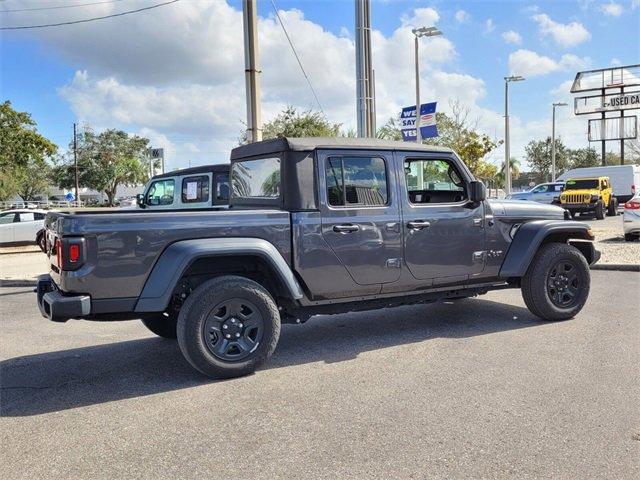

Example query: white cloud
[502,30,522,45]
[611,57,622,66]
[454,10,469,23]
[508,49,590,77]
[532,13,591,48]
[485,18,495,33]
[601,2,624,16]
[633,0,640,9]
[401,7,440,28]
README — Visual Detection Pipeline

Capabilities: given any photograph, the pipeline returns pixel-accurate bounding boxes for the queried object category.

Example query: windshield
[565,179,599,190]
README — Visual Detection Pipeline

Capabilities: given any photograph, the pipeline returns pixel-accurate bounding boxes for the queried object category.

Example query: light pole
[504,75,525,194]
[412,26,442,143]
[551,102,567,182]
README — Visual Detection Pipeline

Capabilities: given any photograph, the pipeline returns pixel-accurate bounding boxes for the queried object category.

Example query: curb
[0,279,37,287]
[591,264,640,272]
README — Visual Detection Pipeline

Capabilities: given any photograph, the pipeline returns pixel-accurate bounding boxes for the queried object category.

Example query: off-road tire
[595,200,605,220]
[606,197,617,216]
[36,230,46,252]
[521,242,590,321]
[141,313,178,339]
[177,275,281,379]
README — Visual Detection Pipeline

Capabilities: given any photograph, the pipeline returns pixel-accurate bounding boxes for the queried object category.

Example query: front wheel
[595,200,605,220]
[521,243,590,321]
[177,276,281,379]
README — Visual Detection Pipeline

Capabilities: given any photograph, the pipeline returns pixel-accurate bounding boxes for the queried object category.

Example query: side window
[214,173,230,203]
[231,157,281,198]
[405,159,466,204]
[145,179,175,206]
[18,212,35,222]
[34,212,45,220]
[0,213,16,224]
[182,175,210,203]
[325,156,388,207]
[554,184,564,192]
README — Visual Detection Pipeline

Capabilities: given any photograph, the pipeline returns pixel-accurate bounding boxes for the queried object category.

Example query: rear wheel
[595,200,605,220]
[625,233,638,242]
[141,313,178,339]
[521,243,590,321]
[36,231,46,252]
[607,197,617,216]
[177,275,281,379]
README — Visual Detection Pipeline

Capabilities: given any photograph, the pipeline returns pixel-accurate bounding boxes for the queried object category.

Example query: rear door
[0,212,17,243]
[399,153,485,282]
[318,150,402,285]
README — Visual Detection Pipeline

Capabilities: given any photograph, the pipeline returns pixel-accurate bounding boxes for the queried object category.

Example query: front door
[400,154,486,282]
[319,151,402,285]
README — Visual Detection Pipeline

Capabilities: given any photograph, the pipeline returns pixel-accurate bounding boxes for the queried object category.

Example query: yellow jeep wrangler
[559,176,617,220]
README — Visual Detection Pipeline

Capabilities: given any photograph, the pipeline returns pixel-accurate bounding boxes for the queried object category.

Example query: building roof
[231,137,453,160]
[152,163,229,179]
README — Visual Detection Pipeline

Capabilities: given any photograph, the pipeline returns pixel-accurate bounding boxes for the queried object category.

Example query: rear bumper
[36,274,90,322]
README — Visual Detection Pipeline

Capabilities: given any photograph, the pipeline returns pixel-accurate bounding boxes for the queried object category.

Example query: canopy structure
[570,65,640,93]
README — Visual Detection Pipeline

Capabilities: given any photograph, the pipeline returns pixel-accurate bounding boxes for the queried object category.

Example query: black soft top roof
[230,137,453,160]
[152,163,229,179]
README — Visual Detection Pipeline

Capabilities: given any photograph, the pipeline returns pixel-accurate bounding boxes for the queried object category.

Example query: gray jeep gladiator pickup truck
[37,137,600,378]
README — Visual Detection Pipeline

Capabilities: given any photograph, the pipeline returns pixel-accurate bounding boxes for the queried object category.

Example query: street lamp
[412,26,442,143]
[504,75,525,194]
[551,102,567,182]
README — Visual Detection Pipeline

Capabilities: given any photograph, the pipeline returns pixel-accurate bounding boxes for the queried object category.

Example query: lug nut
[238,323,243,328]
[223,325,228,329]
[225,334,231,339]
[235,333,240,338]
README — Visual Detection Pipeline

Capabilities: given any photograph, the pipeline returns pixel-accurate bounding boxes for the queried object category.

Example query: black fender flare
[499,220,597,278]
[134,238,303,313]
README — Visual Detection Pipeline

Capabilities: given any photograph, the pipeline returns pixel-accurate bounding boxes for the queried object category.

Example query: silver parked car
[506,182,565,204]
[623,191,640,241]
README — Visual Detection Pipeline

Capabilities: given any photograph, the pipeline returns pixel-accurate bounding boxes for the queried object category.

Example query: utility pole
[504,75,525,194]
[73,123,79,206]
[355,0,375,137]
[412,26,442,143]
[551,102,567,182]
[243,0,262,143]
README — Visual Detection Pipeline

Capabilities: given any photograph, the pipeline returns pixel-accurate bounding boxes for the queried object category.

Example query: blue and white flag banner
[399,102,438,141]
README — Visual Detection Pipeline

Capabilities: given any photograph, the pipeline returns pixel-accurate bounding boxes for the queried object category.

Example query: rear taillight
[55,239,62,270]
[55,237,85,271]
[625,201,640,210]
[69,244,80,263]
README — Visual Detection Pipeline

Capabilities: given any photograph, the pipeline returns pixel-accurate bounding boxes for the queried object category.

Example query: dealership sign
[399,102,438,141]
[574,90,640,115]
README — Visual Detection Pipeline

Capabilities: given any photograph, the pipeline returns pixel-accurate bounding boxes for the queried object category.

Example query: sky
[1,0,639,172]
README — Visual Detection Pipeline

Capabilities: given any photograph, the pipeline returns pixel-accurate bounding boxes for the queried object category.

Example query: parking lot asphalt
[1,270,639,479]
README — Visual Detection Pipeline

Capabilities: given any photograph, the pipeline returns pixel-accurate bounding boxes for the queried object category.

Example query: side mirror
[136,193,146,208]
[468,181,486,202]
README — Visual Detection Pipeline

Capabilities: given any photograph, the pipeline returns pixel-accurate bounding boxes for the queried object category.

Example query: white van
[137,164,230,210]
[557,164,640,203]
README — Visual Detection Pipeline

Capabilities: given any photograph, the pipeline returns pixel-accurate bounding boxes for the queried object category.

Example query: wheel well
[176,254,291,304]
[540,232,596,265]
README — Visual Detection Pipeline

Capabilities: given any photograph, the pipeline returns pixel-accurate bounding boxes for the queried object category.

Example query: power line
[0,0,126,14]
[269,0,326,118]
[1,0,179,30]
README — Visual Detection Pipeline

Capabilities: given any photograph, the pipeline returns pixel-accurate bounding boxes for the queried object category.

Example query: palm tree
[495,157,521,188]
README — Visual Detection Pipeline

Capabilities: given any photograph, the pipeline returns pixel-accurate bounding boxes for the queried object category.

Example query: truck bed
[45,209,291,300]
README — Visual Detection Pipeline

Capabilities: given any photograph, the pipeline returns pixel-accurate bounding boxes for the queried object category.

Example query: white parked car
[0,209,46,246]
[623,192,640,242]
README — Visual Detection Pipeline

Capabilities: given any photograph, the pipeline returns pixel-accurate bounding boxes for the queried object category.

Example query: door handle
[407,220,431,230]
[473,218,484,227]
[333,224,360,233]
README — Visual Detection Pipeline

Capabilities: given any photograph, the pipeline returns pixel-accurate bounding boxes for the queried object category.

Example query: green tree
[495,157,521,188]
[567,147,599,170]
[242,106,343,143]
[53,127,150,206]
[524,136,569,179]
[0,101,57,200]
